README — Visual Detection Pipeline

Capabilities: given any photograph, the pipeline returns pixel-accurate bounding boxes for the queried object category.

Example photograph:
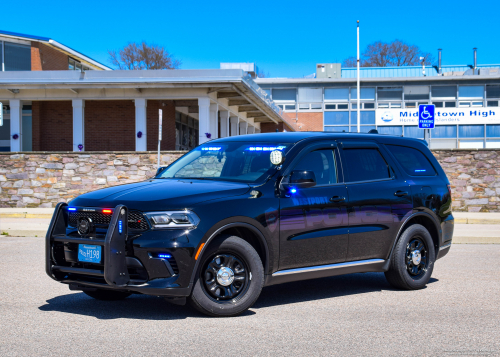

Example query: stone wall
[0,150,499,212]
[433,150,500,212]
[0,152,185,208]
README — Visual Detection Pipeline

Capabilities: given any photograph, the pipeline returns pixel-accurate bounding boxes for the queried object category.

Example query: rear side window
[386,145,436,176]
[343,149,390,182]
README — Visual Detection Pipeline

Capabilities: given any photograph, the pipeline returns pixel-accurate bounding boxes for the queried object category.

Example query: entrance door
[279,145,349,270]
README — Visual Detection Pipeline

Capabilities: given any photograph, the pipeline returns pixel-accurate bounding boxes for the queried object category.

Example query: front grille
[68,210,149,231]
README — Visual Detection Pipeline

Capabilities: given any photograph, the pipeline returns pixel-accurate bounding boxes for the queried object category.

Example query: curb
[0,213,53,219]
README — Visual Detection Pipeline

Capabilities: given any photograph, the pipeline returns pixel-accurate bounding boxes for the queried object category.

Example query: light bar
[102,209,112,214]
[68,207,77,211]
[158,254,172,259]
[246,146,286,151]
[201,147,222,151]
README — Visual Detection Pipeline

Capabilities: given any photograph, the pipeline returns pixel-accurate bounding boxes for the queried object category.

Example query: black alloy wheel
[405,237,428,279]
[385,224,435,290]
[202,254,249,301]
[189,235,264,317]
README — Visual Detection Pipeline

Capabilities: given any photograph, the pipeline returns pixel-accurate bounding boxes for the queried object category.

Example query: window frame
[339,143,395,184]
[282,142,344,187]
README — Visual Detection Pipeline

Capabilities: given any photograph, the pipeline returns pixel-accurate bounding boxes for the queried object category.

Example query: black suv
[46,132,454,317]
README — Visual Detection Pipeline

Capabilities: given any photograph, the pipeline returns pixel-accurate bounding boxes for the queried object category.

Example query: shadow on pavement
[38,272,437,319]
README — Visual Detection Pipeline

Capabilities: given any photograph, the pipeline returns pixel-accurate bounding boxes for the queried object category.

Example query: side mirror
[288,170,317,188]
[156,166,168,177]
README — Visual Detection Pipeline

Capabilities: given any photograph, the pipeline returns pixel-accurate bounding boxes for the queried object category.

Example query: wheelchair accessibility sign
[418,104,435,129]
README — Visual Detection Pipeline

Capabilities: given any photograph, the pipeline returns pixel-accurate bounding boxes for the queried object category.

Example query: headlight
[144,210,200,230]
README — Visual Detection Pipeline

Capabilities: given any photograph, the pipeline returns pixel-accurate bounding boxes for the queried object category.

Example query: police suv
[46,132,454,317]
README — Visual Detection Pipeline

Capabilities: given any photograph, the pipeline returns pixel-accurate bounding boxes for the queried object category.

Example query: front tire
[189,235,264,317]
[385,224,435,290]
[83,289,131,301]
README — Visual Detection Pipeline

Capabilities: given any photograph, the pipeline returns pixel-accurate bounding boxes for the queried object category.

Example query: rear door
[339,141,413,261]
[279,142,349,270]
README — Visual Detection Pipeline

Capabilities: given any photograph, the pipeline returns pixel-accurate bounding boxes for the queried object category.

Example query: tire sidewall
[190,236,264,317]
[394,224,436,289]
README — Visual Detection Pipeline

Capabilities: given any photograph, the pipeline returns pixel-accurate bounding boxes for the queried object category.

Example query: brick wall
[31,43,43,71]
[31,42,69,71]
[294,112,323,131]
[85,100,136,151]
[32,101,73,151]
[0,150,499,210]
[146,100,176,150]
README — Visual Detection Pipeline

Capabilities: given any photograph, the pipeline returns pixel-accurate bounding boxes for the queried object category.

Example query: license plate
[78,244,102,263]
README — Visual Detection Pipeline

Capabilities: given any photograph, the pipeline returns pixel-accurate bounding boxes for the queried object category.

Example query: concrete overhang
[0,69,292,128]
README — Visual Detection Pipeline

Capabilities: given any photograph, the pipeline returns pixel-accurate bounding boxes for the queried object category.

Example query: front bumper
[46,203,193,297]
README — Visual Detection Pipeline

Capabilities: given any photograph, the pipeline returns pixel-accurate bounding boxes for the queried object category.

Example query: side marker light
[195,243,205,260]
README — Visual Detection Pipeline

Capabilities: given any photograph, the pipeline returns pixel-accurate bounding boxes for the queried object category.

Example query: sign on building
[376,107,500,126]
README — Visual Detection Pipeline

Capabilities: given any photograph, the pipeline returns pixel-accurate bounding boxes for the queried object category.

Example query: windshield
[157,142,292,183]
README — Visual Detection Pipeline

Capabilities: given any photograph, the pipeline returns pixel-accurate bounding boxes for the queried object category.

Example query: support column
[230,116,239,136]
[209,103,218,139]
[72,99,85,152]
[239,120,248,135]
[135,99,147,151]
[9,99,22,152]
[198,98,211,144]
[219,110,229,138]
[247,125,255,134]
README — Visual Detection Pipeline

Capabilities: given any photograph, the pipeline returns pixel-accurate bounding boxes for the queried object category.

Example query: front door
[279,145,349,270]
[339,142,413,261]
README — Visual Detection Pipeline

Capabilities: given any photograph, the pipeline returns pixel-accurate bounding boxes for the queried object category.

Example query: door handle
[330,196,346,203]
[394,191,408,197]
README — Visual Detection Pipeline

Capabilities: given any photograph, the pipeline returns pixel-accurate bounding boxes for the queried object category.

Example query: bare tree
[342,39,434,67]
[257,68,270,78]
[108,42,181,70]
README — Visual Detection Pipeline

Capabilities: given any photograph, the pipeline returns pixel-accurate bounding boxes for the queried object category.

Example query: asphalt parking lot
[1,237,499,357]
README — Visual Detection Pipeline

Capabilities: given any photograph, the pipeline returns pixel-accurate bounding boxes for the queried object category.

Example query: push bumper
[46,202,192,297]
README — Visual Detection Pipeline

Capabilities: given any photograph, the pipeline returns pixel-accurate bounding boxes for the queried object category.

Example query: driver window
[293,149,337,186]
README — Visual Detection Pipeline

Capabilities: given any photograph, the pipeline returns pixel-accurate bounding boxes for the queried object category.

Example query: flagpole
[357,20,360,133]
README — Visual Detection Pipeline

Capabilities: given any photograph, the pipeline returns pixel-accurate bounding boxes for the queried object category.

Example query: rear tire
[189,235,264,317]
[385,224,435,290]
[83,289,131,301]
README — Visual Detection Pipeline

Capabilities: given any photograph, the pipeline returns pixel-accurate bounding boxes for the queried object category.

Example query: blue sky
[2,0,500,77]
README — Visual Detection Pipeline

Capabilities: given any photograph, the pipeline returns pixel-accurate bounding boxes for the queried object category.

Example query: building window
[378,126,403,136]
[298,88,322,102]
[175,112,198,150]
[3,42,31,71]
[459,85,484,99]
[324,111,349,126]
[377,87,402,101]
[68,58,91,71]
[432,101,457,108]
[404,126,425,139]
[350,87,376,100]
[487,100,499,107]
[405,102,428,108]
[404,86,430,101]
[325,104,348,110]
[431,86,457,99]
[324,88,349,101]
[486,85,500,98]
[352,102,375,109]
[459,101,483,108]
[272,89,296,101]
[351,111,375,125]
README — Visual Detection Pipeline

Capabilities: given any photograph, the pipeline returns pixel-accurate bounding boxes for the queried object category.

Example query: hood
[70,179,251,211]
